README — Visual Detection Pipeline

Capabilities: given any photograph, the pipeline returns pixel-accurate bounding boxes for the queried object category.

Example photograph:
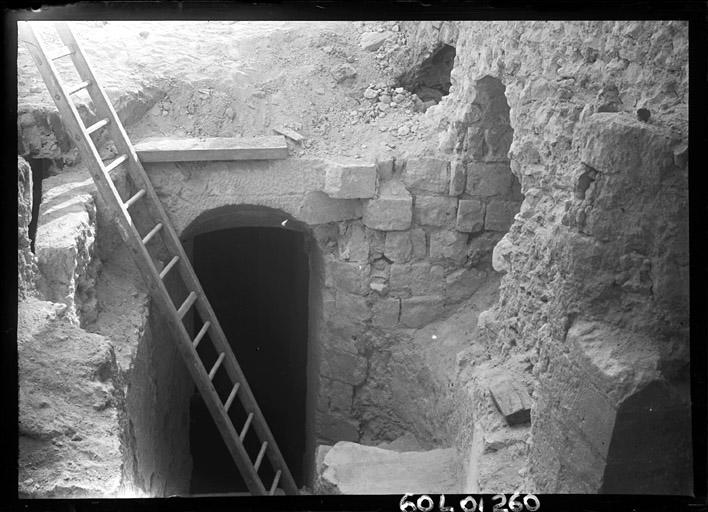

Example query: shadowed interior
[188,226,309,494]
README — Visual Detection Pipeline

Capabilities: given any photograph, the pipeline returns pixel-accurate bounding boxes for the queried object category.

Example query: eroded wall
[412,20,690,493]
[145,140,521,448]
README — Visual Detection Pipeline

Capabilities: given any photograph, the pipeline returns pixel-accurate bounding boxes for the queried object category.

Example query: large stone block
[465,162,513,197]
[488,376,532,425]
[429,230,468,264]
[400,296,444,328]
[300,191,362,225]
[390,262,445,295]
[384,231,412,263]
[321,347,368,386]
[362,181,412,231]
[456,199,485,233]
[485,199,519,232]
[317,412,360,443]
[411,228,427,259]
[483,125,513,162]
[324,162,377,199]
[402,158,450,194]
[414,196,458,227]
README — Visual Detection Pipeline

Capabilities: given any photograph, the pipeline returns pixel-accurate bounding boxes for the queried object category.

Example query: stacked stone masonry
[17,19,690,496]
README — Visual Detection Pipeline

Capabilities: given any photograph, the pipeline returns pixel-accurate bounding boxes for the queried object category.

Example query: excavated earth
[17,20,691,497]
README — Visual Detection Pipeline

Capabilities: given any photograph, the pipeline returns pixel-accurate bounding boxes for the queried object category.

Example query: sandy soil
[18,20,440,164]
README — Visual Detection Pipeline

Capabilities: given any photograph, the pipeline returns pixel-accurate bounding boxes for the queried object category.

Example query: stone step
[317,441,459,494]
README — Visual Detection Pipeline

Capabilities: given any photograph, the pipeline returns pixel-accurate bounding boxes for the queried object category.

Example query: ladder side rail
[20,22,267,496]
[18,22,130,227]
[55,22,298,493]
[54,22,298,494]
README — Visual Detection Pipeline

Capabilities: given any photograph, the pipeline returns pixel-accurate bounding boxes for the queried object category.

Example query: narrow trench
[27,157,52,253]
[187,226,310,495]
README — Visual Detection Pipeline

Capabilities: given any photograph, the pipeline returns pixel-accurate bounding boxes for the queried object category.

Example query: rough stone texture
[372,298,400,327]
[19,20,690,495]
[338,221,369,262]
[328,259,371,296]
[426,20,690,494]
[449,158,467,196]
[484,199,518,232]
[122,301,193,497]
[402,158,450,194]
[362,180,413,231]
[445,268,487,304]
[414,195,458,227]
[324,162,377,199]
[384,231,413,263]
[317,442,459,494]
[360,31,393,51]
[35,173,101,326]
[429,230,468,264]
[18,156,39,298]
[18,299,125,498]
[466,162,513,197]
[456,199,485,233]
[321,346,368,386]
[400,296,444,328]
[390,262,445,296]
[317,413,360,444]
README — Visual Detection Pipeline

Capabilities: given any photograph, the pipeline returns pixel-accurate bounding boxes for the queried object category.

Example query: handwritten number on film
[400,494,541,512]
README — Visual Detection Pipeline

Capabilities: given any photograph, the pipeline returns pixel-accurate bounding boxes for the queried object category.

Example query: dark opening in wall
[188,227,310,494]
[600,381,692,494]
[26,157,53,253]
[398,44,456,106]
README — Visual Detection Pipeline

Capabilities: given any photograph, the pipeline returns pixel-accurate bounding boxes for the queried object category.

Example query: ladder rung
[159,255,180,280]
[66,80,91,95]
[239,412,254,441]
[269,470,281,495]
[253,441,268,472]
[208,353,225,381]
[268,470,283,496]
[103,154,128,174]
[177,291,198,319]
[141,222,163,245]
[224,382,240,412]
[124,188,145,209]
[191,321,210,349]
[86,117,109,135]
[50,48,75,60]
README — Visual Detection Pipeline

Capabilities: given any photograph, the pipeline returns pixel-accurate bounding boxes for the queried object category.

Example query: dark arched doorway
[185,218,313,494]
[600,381,692,494]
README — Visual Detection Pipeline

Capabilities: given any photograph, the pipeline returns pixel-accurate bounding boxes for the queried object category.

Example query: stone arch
[179,203,323,493]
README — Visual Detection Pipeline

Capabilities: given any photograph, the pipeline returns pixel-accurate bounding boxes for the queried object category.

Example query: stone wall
[145,134,521,446]
[419,20,690,493]
[18,156,39,298]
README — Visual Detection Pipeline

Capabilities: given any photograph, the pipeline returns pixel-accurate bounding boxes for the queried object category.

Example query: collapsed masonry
[17,20,691,497]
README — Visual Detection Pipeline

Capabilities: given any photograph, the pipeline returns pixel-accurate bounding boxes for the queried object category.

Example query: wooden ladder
[18,21,298,496]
